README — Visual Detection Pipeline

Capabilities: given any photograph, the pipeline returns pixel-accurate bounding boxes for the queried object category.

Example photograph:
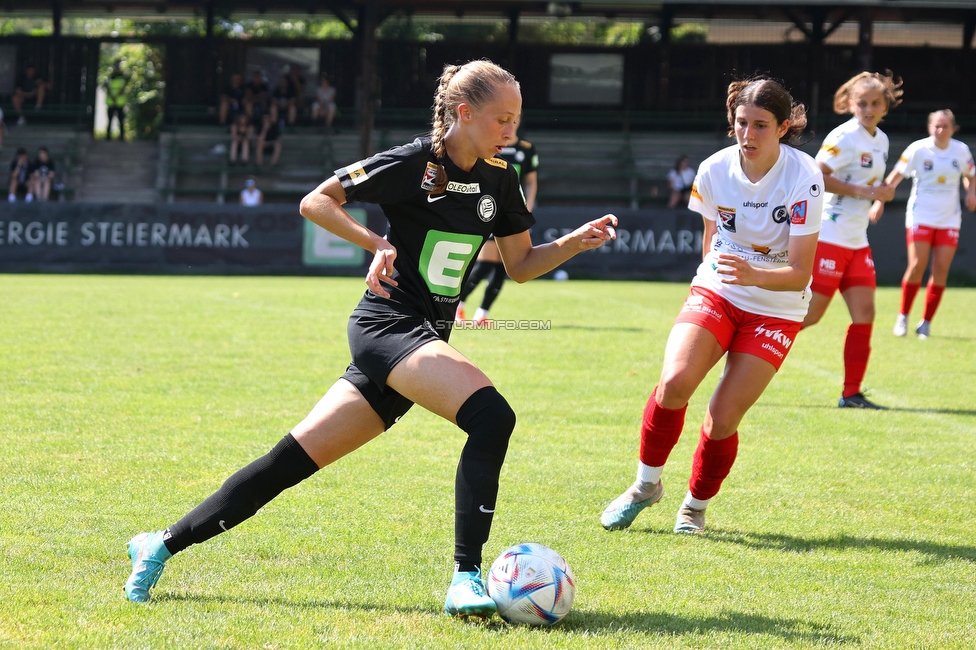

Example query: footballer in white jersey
[815,117,889,249]
[894,137,975,230]
[689,144,824,321]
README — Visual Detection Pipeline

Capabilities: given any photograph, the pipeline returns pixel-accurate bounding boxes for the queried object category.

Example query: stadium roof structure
[4,1,976,21]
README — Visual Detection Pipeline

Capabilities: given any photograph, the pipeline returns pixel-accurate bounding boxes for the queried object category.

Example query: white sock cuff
[683,491,710,510]
[636,461,663,485]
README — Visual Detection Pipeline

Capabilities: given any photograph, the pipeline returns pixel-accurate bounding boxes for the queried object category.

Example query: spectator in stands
[244,71,270,122]
[229,113,254,165]
[240,177,262,206]
[256,113,282,167]
[29,146,56,201]
[311,74,337,132]
[270,77,297,127]
[12,64,51,126]
[219,73,246,125]
[286,64,307,115]
[667,155,697,208]
[8,147,33,202]
[104,61,129,141]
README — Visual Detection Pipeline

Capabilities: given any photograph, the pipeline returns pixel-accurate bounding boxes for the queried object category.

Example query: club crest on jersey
[790,200,807,224]
[477,195,497,222]
[772,205,788,224]
[717,206,736,232]
[923,160,933,171]
[952,160,960,170]
[860,153,873,168]
[420,162,439,191]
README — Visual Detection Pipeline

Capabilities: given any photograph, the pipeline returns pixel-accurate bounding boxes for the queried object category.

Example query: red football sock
[923,282,945,322]
[900,280,921,316]
[638,386,688,468]
[689,428,739,501]
[843,323,872,398]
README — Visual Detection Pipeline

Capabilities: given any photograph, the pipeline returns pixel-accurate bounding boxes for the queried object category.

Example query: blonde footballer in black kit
[456,133,539,324]
[122,60,617,620]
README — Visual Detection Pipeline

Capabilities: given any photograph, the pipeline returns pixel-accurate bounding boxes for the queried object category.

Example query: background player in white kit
[801,71,903,409]
[880,110,976,338]
[601,78,823,535]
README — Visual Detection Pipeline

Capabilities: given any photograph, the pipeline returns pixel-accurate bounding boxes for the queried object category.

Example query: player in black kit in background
[456,128,539,324]
[122,60,617,620]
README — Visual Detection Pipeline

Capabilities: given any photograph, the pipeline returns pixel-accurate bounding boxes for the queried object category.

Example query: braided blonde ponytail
[427,60,518,194]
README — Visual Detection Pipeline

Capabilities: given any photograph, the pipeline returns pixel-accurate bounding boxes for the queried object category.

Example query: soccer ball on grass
[486,543,575,626]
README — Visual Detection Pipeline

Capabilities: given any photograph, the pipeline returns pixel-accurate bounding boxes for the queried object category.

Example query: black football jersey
[336,137,535,326]
[498,139,539,178]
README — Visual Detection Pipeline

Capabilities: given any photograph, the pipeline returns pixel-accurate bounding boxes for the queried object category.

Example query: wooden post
[358,0,379,159]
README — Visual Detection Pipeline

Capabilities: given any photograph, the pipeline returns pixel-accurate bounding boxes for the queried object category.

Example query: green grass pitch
[1,274,974,648]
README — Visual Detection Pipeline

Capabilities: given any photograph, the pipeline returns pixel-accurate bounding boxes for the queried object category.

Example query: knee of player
[657,372,697,407]
[457,386,516,441]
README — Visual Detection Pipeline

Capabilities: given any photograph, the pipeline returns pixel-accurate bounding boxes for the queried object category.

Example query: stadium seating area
[0,114,945,207]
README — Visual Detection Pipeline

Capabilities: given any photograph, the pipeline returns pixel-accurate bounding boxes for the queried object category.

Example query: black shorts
[341,304,448,429]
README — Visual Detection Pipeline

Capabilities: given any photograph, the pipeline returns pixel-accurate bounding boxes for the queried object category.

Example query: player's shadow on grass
[160,593,857,643]
[702,529,976,564]
[761,402,976,417]
[560,609,859,645]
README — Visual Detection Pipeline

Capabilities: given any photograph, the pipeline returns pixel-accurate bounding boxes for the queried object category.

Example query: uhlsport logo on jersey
[418,230,484,296]
[477,195,497,222]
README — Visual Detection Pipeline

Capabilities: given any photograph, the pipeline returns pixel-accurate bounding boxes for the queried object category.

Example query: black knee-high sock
[163,433,319,555]
[453,386,516,572]
[459,261,493,302]
[480,262,507,311]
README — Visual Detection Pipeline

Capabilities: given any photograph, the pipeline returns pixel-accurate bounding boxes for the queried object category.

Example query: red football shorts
[810,241,876,296]
[675,286,801,370]
[907,224,959,249]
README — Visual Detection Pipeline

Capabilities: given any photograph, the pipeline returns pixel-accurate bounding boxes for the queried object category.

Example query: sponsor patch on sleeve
[820,144,841,156]
[690,184,702,201]
[420,161,439,191]
[790,200,807,225]
[345,164,368,185]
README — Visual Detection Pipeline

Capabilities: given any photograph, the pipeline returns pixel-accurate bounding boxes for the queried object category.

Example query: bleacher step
[76,140,159,203]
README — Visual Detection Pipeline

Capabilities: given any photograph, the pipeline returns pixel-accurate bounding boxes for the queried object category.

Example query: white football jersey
[815,117,889,249]
[688,144,824,321]
[894,137,975,229]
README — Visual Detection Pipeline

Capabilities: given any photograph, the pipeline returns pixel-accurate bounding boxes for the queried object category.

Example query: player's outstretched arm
[495,214,617,283]
[300,176,398,297]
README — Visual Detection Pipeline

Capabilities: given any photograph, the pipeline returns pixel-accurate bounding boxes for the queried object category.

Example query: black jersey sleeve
[492,163,536,237]
[520,140,540,174]
[335,138,430,205]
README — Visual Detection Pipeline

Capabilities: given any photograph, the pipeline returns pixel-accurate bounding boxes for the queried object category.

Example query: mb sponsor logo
[754,325,793,350]
[819,258,837,271]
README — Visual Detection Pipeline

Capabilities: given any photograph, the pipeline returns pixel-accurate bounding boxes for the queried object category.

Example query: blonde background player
[880,110,975,339]
[801,71,903,409]
[601,78,823,535]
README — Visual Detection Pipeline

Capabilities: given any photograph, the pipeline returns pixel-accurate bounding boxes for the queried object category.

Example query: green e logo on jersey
[419,230,484,296]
